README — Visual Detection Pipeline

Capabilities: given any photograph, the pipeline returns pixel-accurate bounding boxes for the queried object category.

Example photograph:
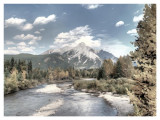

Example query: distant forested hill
[4,53,71,69]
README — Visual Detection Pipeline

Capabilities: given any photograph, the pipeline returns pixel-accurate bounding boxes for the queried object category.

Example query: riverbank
[5,79,133,116]
[4,79,72,95]
[77,88,134,116]
[99,92,134,116]
[73,78,135,116]
[5,82,117,116]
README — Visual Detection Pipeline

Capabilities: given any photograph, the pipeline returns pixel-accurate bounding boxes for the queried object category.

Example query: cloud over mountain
[52,25,101,49]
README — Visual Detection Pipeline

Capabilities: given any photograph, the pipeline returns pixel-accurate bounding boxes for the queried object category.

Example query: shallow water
[4,82,117,116]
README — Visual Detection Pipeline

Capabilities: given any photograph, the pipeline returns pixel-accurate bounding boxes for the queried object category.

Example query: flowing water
[4,81,117,116]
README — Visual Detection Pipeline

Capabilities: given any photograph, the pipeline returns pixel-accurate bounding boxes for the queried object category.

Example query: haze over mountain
[4,42,117,69]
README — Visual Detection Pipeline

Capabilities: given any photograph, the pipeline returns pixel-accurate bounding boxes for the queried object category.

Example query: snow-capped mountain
[41,42,117,69]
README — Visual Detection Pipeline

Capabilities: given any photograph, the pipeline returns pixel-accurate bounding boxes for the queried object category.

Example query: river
[4,80,117,116]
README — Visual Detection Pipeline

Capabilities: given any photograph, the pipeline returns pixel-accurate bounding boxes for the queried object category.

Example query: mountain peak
[78,42,86,47]
[40,42,117,68]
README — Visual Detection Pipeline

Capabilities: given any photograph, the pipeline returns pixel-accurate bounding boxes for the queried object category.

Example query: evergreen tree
[97,67,103,80]
[17,59,21,73]
[114,58,123,78]
[10,57,15,72]
[129,4,156,116]
[27,60,32,79]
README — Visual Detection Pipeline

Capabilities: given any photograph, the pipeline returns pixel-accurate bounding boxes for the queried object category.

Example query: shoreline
[99,92,134,116]
[5,81,134,116]
[4,79,72,96]
[79,89,134,116]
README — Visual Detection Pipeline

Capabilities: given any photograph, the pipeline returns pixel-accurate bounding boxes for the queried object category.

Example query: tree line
[4,58,78,94]
[4,55,134,95]
[97,55,134,80]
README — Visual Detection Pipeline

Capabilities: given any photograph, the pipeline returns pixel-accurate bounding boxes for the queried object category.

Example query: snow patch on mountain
[41,42,117,69]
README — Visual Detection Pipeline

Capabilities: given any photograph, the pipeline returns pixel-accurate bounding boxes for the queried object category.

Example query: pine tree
[113,57,124,78]
[17,59,21,73]
[97,67,103,80]
[129,4,156,116]
[27,60,32,79]
[10,57,15,72]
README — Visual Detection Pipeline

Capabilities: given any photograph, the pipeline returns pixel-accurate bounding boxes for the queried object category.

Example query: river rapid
[4,80,117,116]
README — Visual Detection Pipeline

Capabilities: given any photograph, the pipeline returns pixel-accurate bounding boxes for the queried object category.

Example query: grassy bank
[73,78,135,94]
[4,78,44,95]
[4,78,72,95]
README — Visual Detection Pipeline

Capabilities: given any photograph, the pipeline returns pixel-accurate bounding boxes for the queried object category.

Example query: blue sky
[4,4,144,57]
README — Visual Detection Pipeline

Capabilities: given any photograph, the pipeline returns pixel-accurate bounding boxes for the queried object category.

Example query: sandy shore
[99,92,134,116]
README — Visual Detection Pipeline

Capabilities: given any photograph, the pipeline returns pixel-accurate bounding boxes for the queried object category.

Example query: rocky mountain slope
[5,42,117,69]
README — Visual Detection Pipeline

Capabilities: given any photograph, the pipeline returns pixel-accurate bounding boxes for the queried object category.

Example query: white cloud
[6,41,15,45]
[5,17,33,31]
[8,47,17,50]
[33,14,56,25]
[13,34,42,41]
[28,40,37,45]
[21,23,33,31]
[103,40,135,57]
[53,25,101,48]
[21,47,35,52]
[82,4,103,10]
[5,17,26,27]
[5,40,36,54]
[127,29,137,36]
[4,50,20,54]
[16,42,35,52]
[18,42,26,46]
[133,14,144,22]
[115,21,124,27]
[34,31,40,34]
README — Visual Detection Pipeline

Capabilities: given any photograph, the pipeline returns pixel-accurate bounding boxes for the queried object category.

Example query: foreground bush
[4,78,40,95]
[4,77,19,95]
[73,78,135,94]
